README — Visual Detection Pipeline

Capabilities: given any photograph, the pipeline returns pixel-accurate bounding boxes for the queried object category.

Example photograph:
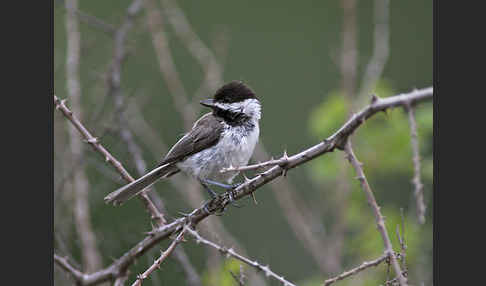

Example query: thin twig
[54,95,166,226]
[343,141,407,286]
[405,104,426,224]
[54,254,86,282]
[131,228,187,286]
[220,150,289,173]
[396,208,408,271]
[185,226,297,286]
[357,0,390,102]
[323,253,389,286]
[230,265,246,286]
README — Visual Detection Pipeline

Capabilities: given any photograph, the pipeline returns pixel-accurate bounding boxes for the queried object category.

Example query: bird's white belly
[177,123,259,183]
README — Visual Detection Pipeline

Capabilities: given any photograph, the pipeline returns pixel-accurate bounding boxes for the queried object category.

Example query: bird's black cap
[213,80,257,103]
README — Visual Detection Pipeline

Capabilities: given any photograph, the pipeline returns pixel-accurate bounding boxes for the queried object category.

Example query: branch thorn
[250,192,258,205]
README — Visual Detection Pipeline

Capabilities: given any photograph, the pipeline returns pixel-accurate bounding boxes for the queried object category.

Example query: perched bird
[104,80,261,206]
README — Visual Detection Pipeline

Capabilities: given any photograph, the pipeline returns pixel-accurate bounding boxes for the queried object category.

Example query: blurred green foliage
[305,79,432,285]
[203,258,242,286]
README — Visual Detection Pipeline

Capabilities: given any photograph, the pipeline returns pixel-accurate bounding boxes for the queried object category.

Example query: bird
[104,80,261,207]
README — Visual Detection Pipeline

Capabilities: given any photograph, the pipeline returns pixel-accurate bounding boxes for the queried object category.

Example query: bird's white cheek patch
[242,99,261,120]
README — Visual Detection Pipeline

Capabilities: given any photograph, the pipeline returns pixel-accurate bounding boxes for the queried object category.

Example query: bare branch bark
[343,141,407,286]
[65,0,103,272]
[220,150,290,173]
[323,253,388,286]
[405,104,426,224]
[54,95,166,227]
[54,252,113,285]
[54,254,86,283]
[185,226,297,286]
[131,228,187,286]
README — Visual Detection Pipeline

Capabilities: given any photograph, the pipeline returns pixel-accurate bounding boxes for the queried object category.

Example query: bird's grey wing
[158,113,224,166]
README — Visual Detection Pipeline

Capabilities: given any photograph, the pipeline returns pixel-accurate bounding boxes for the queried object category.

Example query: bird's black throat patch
[213,107,251,127]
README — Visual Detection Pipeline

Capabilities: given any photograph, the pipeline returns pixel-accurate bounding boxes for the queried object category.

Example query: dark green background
[54,0,432,285]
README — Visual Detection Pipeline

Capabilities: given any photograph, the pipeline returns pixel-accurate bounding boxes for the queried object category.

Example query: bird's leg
[200,179,242,213]
[199,181,218,214]
[201,179,236,189]
[200,181,219,198]
[200,181,232,215]
[203,179,242,208]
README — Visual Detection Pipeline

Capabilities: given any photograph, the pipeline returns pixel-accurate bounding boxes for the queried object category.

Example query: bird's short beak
[200,99,215,108]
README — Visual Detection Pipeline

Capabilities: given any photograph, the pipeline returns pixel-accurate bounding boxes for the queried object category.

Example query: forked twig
[131,228,187,286]
[324,253,389,286]
[185,226,297,286]
[344,141,407,286]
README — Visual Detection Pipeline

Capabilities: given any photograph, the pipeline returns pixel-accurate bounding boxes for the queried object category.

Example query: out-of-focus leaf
[309,90,348,138]
[202,258,241,286]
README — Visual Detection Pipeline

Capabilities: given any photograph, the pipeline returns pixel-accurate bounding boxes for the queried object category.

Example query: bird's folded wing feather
[158,113,224,165]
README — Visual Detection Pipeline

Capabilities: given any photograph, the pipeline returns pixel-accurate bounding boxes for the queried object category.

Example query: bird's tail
[104,163,179,206]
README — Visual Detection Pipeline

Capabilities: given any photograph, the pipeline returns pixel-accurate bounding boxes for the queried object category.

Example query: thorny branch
[131,229,187,286]
[54,95,166,227]
[405,104,426,224]
[54,87,432,285]
[220,150,290,174]
[220,87,432,176]
[185,226,297,286]
[343,141,407,286]
[323,253,389,286]
[54,254,86,283]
